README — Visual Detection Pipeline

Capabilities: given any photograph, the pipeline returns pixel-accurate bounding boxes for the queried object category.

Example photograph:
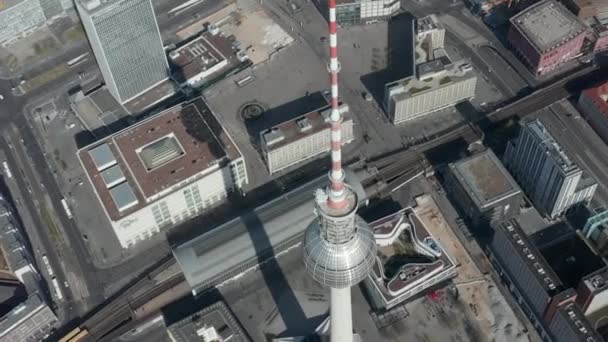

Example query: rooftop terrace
[367,208,456,307]
[386,60,474,101]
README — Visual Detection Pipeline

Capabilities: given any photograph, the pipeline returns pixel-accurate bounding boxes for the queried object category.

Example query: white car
[0,94,4,100]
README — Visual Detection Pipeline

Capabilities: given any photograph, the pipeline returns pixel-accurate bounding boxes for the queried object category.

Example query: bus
[66,53,88,68]
[2,161,12,178]
[235,75,254,88]
[42,254,54,277]
[61,198,73,219]
[52,277,63,301]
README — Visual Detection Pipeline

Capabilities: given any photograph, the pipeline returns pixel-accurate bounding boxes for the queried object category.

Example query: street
[0,0,235,322]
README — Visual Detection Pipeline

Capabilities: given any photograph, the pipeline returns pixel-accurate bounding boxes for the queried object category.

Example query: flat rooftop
[165,300,250,342]
[511,0,586,53]
[123,78,177,114]
[581,266,608,295]
[173,171,367,294]
[77,0,122,14]
[169,30,242,86]
[449,149,521,208]
[78,97,242,221]
[416,14,444,34]
[262,104,351,151]
[523,118,580,173]
[70,86,129,135]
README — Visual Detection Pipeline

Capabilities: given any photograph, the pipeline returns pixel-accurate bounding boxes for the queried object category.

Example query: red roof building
[579,82,608,144]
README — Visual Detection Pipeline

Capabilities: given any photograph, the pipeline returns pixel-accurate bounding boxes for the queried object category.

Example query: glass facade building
[76,0,169,103]
[315,0,400,25]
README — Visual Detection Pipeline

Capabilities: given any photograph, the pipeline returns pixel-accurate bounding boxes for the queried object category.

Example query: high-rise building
[503,119,597,219]
[76,0,169,104]
[445,149,523,226]
[302,0,377,340]
[261,104,354,174]
[489,221,562,339]
[507,0,587,76]
[416,15,445,56]
[77,98,248,248]
[384,59,476,124]
[548,302,603,342]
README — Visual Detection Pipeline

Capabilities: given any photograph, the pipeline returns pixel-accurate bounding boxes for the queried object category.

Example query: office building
[77,97,248,248]
[578,82,608,144]
[261,104,354,174]
[548,302,602,342]
[385,59,476,124]
[0,293,57,342]
[165,300,250,342]
[507,0,587,76]
[363,208,456,310]
[488,221,562,339]
[416,15,445,56]
[313,0,400,25]
[446,149,523,226]
[504,119,596,219]
[76,0,170,104]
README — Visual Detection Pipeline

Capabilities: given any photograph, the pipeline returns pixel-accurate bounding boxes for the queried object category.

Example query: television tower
[302,1,377,341]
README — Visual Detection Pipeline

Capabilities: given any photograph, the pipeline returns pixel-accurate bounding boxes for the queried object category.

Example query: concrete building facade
[503,119,597,219]
[507,0,587,76]
[446,149,523,227]
[76,0,169,103]
[78,98,248,248]
[548,302,602,342]
[488,221,561,340]
[385,60,476,124]
[261,104,354,174]
[578,82,608,144]
[415,15,445,57]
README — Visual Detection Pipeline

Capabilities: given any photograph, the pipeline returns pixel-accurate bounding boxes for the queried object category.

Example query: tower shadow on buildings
[240,211,313,338]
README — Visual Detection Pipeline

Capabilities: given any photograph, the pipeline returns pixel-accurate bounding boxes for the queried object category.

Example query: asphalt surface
[0,0,234,322]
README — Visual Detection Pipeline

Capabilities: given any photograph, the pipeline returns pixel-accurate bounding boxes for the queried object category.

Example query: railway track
[71,62,605,341]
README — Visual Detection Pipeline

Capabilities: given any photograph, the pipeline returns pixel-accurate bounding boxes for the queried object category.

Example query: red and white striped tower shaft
[327,0,347,210]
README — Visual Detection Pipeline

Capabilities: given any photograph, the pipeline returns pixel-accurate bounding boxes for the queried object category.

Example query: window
[151,201,172,226]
